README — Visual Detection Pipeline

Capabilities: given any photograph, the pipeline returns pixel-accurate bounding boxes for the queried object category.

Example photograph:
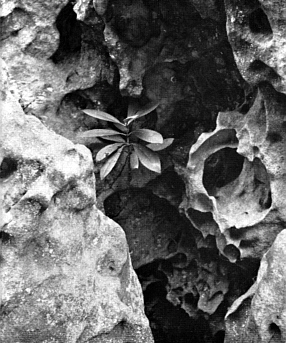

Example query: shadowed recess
[51,2,82,63]
[0,157,18,179]
[203,148,245,196]
[249,8,273,36]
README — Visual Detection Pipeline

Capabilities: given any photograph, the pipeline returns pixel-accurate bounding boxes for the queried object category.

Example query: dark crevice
[213,330,225,343]
[0,231,14,244]
[203,148,245,195]
[249,8,273,36]
[223,244,241,263]
[187,208,218,231]
[249,60,280,82]
[0,157,18,179]
[51,2,82,63]
[269,322,281,340]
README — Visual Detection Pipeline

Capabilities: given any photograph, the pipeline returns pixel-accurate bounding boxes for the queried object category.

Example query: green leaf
[133,144,161,173]
[101,135,126,143]
[82,109,121,124]
[96,143,125,162]
[130,150,139,169]
[147,138,174,151]
[78,129,122,138]
[124,101,160,125]
[100,146,124,179]
[130,129,163,144]
[113,122,128,133]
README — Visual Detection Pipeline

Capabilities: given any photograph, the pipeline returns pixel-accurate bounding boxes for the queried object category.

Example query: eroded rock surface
[179,82,286,262]
[225,0,286,94]
[0,63,153,343]
[225,229,286,343]
[0,0,117,140]
[105,189,259,340]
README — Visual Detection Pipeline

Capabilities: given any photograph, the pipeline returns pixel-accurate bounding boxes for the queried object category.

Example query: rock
[178,82,286,261]
[0,0,117,140]
[0,61,153,343]
[225,229,286,342]
[104,188,256,330]
[225,0,286,94]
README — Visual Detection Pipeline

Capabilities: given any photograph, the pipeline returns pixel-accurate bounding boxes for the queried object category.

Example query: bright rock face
[225,229,286,343]
[0,0,117,141]
[225,0,286,94]
[0,63,153,343]
[179,82,286,262]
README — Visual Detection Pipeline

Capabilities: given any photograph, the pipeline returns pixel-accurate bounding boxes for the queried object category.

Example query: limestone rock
[225,0,286,94]
[0,0,116,140]
[105,189,255,325]
[0,62,153,343]
[178,82,286,261]
[225,229,286,342]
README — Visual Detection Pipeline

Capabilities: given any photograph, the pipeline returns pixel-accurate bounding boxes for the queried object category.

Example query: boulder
[225,229,286,342]
[0,61,153,343]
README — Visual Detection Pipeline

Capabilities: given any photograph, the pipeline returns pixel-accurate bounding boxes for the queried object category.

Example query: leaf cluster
[78,102,173,179]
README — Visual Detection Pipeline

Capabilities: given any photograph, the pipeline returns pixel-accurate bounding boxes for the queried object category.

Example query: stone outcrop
[225,229,286,343]
[0,0,117,140]
[178,82,286,262]
[2,0,286,341]
[225,0,286,94]
[105,188,258,340]
[0,62,153,342]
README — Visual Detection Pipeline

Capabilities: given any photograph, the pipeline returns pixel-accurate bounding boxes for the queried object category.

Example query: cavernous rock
[0,0,118,141]
[0,62,153,343]
[225,0,286,94]
[178,82,286,262]
[225,229,286,343]
[2,0,286,341]
[104,189,259,340]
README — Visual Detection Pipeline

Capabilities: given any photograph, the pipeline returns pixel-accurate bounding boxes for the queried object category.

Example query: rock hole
[187,208,219,232]
[203,148,245,196]
[223,244,240,263]
[137,261,168,282]
[249,8,273,36]
[0,231,14,244]
[0,157,18,179]
[269,322,281,339]
[51,2,82,63]
[249,60,280,82]
[253,146,259,154]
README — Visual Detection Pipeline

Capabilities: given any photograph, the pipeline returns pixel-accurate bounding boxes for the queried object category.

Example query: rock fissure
[1,0,286,342]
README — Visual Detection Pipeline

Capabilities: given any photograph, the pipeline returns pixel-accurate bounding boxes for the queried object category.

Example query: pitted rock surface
[178,82,286,261]
[105,188,258,339]
[225,229,286,343]
[0,0,117,140]
[0,61,153,343]
[225,0,286,94]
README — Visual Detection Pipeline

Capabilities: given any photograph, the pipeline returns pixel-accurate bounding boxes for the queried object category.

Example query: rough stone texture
[178,82,286,261]
[105,189,258,340]
[225,0,286,94]
[225,229,286,343]
[0,63,153,343]
[2,0,286,341]
[0,0,117,140]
